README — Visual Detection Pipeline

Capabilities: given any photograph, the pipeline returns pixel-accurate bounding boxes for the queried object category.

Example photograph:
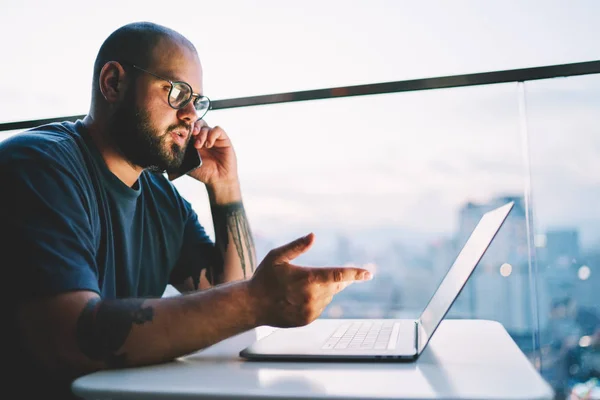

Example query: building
[448,195,550,335]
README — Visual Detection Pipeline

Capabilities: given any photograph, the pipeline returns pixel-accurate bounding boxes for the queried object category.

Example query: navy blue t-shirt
[0,120,217,398]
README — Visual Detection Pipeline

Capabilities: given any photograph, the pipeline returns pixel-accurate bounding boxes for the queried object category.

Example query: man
[0,22,372,398]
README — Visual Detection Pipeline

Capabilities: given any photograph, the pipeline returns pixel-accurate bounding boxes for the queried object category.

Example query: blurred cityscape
[252,194,599,400]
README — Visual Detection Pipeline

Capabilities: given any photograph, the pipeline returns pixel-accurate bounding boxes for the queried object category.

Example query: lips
[170,130,188,147]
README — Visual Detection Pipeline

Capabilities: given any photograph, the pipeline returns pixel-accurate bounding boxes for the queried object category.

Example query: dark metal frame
[1,60,599,132]
[127,63,211,118]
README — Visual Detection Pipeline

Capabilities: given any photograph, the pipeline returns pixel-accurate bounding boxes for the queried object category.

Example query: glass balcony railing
[524,74,600,397]
[2,62,599,400]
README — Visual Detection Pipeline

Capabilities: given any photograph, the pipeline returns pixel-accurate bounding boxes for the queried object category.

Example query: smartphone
[167,141,202,181]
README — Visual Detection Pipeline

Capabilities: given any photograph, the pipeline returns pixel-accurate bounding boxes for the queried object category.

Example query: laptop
[240,201,514,361]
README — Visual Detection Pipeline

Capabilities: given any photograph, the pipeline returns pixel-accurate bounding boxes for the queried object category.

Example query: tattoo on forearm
[212,202,256,278]
[76,298,154,367]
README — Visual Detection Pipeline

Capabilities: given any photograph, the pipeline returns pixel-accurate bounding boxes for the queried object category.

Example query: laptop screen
[417,201,514,354]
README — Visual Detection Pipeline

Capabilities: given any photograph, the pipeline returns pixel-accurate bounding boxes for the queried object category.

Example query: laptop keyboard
[321,321,401,350]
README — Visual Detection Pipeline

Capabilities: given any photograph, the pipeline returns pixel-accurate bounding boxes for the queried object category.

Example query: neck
[82,113,143,187]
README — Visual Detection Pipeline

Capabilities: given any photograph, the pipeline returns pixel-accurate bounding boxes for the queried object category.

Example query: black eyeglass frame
[120,62,211,120]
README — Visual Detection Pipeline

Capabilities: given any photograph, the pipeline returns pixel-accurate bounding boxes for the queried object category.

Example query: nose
[176,100,199,124]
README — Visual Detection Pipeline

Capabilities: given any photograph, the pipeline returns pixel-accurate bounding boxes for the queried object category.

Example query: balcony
[1,3,599,399]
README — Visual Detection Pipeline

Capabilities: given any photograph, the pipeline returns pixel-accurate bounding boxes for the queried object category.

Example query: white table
[71,319,554,400]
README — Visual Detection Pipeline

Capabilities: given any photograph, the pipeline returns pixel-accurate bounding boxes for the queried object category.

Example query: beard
[108,90,191,173]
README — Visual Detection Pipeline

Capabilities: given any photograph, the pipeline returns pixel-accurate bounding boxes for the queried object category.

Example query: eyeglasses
[124,63,211,120]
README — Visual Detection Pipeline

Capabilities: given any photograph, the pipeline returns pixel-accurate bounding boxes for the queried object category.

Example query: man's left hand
[187,120,238,186]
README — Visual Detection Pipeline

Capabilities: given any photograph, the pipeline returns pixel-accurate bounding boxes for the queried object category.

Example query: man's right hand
[247,233,372,328]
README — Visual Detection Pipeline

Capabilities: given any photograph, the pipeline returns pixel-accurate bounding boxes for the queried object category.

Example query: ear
[98,61,128,103]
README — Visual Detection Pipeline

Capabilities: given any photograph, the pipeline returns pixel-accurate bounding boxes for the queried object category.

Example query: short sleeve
[0,153,100,301]
[169,200,222,289]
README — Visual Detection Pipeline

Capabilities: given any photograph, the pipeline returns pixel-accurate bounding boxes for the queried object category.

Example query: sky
[1,0,600,251]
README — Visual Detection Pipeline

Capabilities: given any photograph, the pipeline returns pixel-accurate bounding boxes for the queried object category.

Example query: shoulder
[0,121,93,197]
[0,121,84,166]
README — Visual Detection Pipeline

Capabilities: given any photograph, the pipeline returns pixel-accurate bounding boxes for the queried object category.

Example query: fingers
[333,281,354,293]
[192,124,230,150]
[307,267,372,284]
[204,126,230,149]
[192,119,207,134]
[269,233,315,263]
[193,126,210,149]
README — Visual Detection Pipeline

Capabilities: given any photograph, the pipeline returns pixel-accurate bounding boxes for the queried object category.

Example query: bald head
[92,22,198,99]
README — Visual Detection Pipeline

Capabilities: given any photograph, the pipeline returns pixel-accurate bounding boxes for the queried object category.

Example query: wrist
[206,179,242,205]
[241,279,266,326]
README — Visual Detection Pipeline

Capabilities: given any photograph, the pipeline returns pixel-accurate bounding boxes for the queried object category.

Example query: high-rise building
[538,229,580,302]
[449,195,550,335]
[544,230,580,263]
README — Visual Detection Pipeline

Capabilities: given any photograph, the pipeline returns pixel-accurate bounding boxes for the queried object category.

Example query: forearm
[72,280,258,375]
[207,180,257,283]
